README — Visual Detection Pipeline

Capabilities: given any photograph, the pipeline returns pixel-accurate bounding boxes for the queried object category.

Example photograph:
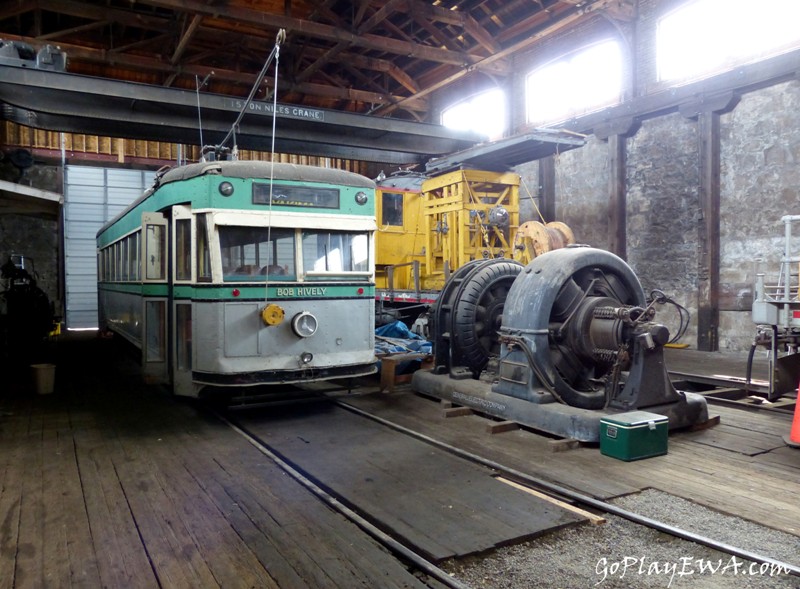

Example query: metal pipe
[783,216,793,326]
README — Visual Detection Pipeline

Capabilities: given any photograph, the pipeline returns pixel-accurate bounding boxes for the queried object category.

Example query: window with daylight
[657,0,800,83]
[526,39,623,127]
[441,88,506,139]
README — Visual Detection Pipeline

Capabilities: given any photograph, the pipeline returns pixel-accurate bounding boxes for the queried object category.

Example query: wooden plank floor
[4,336,799,587]
[236,404,585,562]
[343,386,800,541]
[665,347,772,384]
[0,335,432,589]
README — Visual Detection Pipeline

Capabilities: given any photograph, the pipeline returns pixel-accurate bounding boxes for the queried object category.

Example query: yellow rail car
[420,169,521,291]
[376,168,574,320]
[375,171,428,299]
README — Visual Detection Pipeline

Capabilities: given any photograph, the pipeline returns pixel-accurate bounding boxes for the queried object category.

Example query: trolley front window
[220,226,296,281]
[302,230,370,280]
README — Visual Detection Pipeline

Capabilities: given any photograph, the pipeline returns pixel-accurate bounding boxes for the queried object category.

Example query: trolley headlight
[219,181,234,197]
[300,352,313,364]
[291,311,318,338]
[354,191,368,205]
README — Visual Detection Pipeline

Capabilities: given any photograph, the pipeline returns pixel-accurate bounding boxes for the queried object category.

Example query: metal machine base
[412,370,710,443]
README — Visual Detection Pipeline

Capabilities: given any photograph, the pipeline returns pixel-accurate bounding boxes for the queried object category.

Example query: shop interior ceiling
[0,1,631,162]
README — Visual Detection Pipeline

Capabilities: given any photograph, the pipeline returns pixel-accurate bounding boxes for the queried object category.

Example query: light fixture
[355,191,368,205]
[219,181,234,196]
[300,352,313,364]
[291,311,318,337]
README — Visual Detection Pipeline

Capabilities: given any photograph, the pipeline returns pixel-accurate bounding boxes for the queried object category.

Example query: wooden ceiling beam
[293,0,405,89]
[109,33,173,54]
[288,79,428,112]
[355,0,404,34]
[301,47,420,93]
[295,42,348,84]
[0,1,35,21]
[36,19,110,41]
[171,14,203,65]
[462,13,501,54]
[375,0,602,115]
[408,1,499,54]
[411,15,459,51]
[353,0,372,28]
[0,32,428,113]
[134,0,509,74]
[35,0,172,35]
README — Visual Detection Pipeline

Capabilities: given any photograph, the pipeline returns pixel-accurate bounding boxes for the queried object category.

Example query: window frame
[524,38,625,128]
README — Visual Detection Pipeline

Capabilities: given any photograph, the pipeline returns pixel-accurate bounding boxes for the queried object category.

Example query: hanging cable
[263,31,283,309]
[649,289,691,344]
[519,175,547,224]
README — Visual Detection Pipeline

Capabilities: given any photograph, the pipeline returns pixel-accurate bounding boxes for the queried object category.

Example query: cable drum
[512,221,575,263]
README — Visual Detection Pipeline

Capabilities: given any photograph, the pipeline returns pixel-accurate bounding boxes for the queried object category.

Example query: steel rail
[215,411,473,589]
[334,398,800,578]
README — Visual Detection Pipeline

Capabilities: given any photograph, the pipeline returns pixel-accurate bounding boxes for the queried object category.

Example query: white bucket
[30,364,56,395]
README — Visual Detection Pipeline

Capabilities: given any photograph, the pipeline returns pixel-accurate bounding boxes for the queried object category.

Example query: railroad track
[213,406,472,589]
[210,392,800,588]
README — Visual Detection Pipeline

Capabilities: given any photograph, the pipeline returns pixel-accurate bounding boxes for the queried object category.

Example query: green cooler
[600,411,668,461]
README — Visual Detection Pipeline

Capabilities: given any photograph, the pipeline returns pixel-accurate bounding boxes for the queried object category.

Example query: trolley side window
[131,231,140,281]
[144,225,166,280]
[120,239,129,281]
[301,230,370,279]
[219,226,296,281]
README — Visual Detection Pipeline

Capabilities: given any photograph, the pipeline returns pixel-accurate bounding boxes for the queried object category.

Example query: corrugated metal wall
[64,166,156,328]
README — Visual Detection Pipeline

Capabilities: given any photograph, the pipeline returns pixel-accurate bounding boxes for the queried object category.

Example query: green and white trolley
[97,160,377,397]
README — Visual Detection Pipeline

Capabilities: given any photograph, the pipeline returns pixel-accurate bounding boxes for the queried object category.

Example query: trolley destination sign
[224,99,325,121]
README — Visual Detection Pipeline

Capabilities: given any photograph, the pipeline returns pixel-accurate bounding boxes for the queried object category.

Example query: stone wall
[625,113,701,346]
[512,2,800,352]
[718,80,800,350]
[542,83,800,352]
[553,136,611,250]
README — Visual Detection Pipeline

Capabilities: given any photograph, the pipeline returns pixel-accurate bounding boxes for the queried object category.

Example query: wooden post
[538,155,555,222]
[680,92,739,352]
[595,117,640,261]
[608,134,627,260]
[697,110,721,351]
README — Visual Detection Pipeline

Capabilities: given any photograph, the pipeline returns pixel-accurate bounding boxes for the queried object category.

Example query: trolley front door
[171,205,195,396]
[141,211,169,384]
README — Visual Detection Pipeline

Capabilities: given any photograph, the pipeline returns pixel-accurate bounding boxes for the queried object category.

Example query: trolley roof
[98,160,375,237]
[160,160,375,189]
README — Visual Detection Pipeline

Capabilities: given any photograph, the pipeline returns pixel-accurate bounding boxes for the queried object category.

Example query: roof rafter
[0,32,429,113]
[134,0,510,74]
